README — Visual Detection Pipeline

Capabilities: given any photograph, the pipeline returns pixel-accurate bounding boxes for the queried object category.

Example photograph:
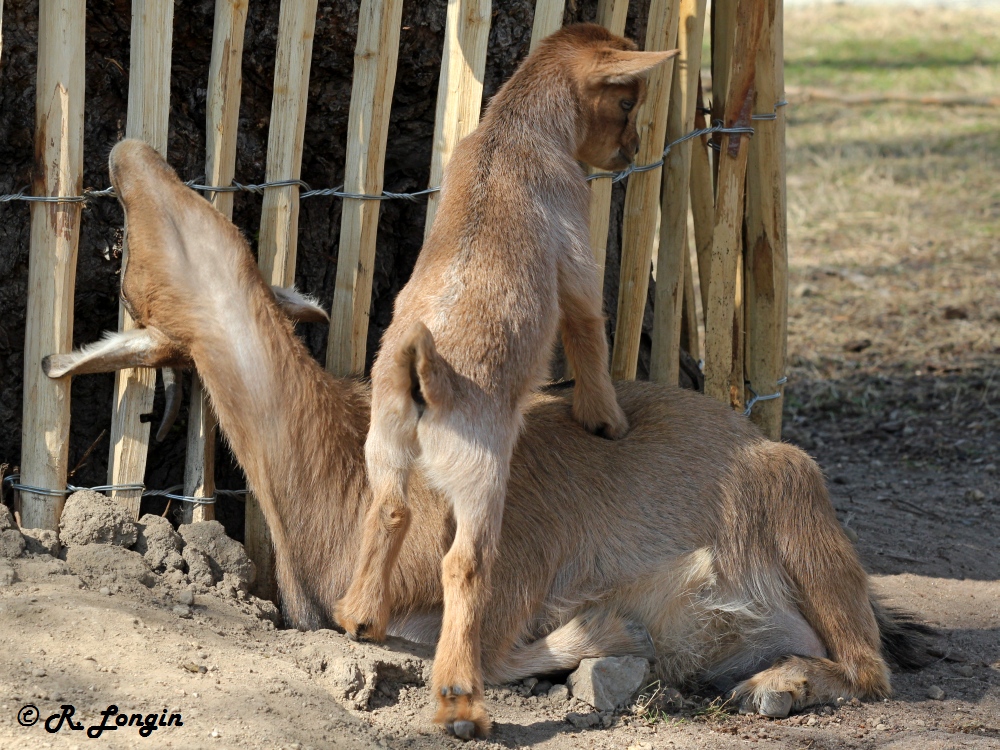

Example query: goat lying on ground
[46,140,928,739]
[342,26,676,736]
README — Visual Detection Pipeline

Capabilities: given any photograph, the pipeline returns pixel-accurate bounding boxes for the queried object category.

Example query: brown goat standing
[46,141,929,741]
[333,25,677,737]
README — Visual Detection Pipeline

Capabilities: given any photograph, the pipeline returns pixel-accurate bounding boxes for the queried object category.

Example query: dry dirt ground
[2,4,999,749]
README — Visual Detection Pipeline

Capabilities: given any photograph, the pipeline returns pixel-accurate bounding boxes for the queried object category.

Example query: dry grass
[783,5,1000,382]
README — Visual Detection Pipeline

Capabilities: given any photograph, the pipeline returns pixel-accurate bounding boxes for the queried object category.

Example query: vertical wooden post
[690,83,714,316]
[19,0,85,530]
[529,0,565,52]
[107,0,174,519]
[246,0,318,602]
[609,0,680,380]
[423,0,491,239]
[587,0,629,279]
[325,0,405,377]
[702,0,764,408]
[744,0,786,439]
[181,0,249,524]
[256,0,318,287]
[649,0,706,384]
[680,229,701,359]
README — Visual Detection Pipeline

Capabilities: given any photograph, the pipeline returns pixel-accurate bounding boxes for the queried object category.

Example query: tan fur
[336,25,677,735]
[59,139,898,737]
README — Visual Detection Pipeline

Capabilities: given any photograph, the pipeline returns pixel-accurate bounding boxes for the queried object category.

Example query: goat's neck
[186,275,369,573]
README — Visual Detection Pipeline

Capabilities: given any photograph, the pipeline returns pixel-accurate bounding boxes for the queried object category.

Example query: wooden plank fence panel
[587,0,629,281]
[423,0,492,239]
[326,0,405,377]
[19,0,86,530]
[702,0,764,408]
[256,0,318,287]
[246,0,319,602]
[649,0,706,384]
[107,0,174,519]
[529,0,565,52]
[690,83,714,316]
[609,0,680,380]
[182,0,249,524]
[744,0,787,439]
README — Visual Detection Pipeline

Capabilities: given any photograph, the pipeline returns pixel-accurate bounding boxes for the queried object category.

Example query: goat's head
[43,139,328,439]
[540,25,677,171]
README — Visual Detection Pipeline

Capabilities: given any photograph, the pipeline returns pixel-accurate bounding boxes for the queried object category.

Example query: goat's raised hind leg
[731,654,891,718]
[488,609,656,684]
[333,423,414,642]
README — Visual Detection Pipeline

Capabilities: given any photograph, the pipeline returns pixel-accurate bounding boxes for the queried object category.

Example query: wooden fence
[10,0,787,596]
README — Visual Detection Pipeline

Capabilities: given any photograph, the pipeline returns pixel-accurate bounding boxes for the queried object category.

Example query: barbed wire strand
[0,104,786,206]
[2,474,248,506]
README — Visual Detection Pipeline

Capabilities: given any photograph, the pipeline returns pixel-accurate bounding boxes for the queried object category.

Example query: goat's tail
[872,599,936,670]
[393,321,453,413]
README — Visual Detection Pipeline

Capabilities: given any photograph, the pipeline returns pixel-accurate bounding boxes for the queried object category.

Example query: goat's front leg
[558,258,629,439]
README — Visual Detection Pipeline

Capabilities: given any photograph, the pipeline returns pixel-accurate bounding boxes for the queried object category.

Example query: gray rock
[21,528,60,557]
[532,679,553,696]
[0,529,25,558]
[173,605,192,619]
[566,656,650,711]
[65,544,156,588]
[182,546,217,587]
[0,504,15,531]
[178,589,195,606]
[58,490,137,548]
[566,711,600,729]
[927,685,945,700]
[953,664,974,678]
[179,521,255,591]
[134,514,185,572]
[548,683,570,702]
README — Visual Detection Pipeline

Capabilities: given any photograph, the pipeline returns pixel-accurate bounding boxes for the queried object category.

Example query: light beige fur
[49,140,921,740]
[336,26,677,736]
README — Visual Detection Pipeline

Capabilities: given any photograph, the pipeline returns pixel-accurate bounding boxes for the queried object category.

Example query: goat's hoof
[332,601,385,643]
[435,685,490,740]
[738,690,793,718]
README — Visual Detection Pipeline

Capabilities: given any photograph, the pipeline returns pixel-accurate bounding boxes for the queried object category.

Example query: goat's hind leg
[489,608,655,684]
[333,406,415,642]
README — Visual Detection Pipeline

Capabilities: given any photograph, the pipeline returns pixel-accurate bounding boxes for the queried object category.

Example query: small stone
[531,679,552,696]
[0,529,25,559]
[916,719,926,727]
[99,587,111,596]
[522,677,538,691]
[806,716,818,726]
[178,589,195,606]
[794,283,818,298]
[844,338,872,353]
[210,728,221,738]
[954,664,974,677]
[927,685,945,701]
[174,605,192,619]
[32,668,46,678]
[548,684,569,703]
[843,526,859,543]
[566,656,650,711]
[875,723,887,731]
[566,711,600,729]
[943,306,968,320]
[964,489,986,502]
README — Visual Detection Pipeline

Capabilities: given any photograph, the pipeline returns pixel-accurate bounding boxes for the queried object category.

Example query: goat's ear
[271,285,330,324]
[591,48,678,85]
[42,327,189,378]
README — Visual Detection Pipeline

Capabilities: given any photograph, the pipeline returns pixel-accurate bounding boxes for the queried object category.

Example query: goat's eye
[620,100,635,113]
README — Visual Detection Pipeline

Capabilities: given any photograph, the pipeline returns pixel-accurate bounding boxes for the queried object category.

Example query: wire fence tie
[743,376,789,417]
